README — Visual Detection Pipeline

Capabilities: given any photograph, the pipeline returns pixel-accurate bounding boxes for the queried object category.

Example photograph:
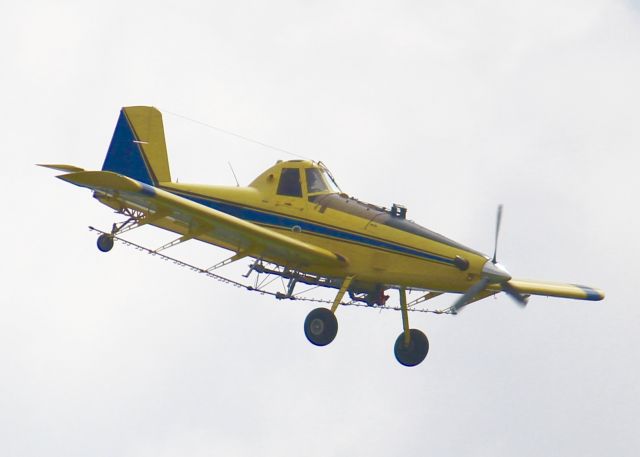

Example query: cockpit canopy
[248,160,341,199]
[276,165,341,198]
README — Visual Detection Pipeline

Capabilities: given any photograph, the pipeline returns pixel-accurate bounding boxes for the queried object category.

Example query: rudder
[102,106,171,185]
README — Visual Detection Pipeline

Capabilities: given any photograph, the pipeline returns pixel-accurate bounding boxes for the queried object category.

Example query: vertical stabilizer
[102,106,171,184]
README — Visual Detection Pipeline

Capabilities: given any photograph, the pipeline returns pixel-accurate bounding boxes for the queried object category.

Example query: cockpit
[275,162,341,198]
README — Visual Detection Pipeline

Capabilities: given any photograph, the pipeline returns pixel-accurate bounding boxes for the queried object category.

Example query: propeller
[451,277,491,313]
[451,205,528,314]
[502,281,529,306]
[492,204,502,263]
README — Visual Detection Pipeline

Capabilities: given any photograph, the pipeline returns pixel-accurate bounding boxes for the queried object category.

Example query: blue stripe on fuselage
[165,188,454,265]
[140,182,156,197]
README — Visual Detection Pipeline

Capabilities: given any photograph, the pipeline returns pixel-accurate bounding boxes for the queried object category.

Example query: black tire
[304,307,338,346]
[394,328,429,367]
[97,234,114,252]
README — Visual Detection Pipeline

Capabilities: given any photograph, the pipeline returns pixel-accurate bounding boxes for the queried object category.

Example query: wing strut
[154,233,197,252]
[206,252,248,272]
[407,291,443,308]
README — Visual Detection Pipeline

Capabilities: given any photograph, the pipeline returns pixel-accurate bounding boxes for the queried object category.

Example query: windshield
[305,167,340,194]
[321,168,341,193]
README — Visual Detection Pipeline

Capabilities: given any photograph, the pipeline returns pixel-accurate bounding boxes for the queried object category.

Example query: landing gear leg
[303,275,354,346]
[94,208,149,253]
[393,287,429,366]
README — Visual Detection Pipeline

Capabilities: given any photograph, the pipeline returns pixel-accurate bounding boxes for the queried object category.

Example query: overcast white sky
[2,1,639,456]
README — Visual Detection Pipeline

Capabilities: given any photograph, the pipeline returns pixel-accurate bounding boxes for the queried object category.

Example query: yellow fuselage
[108,160,490,294]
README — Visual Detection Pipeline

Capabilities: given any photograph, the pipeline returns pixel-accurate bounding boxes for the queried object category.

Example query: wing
[55,170,348,269]
[490,279,604,301]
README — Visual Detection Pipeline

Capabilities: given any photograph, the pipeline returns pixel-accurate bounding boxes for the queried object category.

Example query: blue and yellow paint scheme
[41,106,604,302]
[40,106,604,365]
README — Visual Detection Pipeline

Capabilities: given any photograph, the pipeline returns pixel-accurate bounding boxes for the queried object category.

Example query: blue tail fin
[102,106,171,185]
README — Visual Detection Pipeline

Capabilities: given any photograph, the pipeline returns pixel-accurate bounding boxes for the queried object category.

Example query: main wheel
[304,307,338,346]
[394,329,429,367]
[97,234,114,252]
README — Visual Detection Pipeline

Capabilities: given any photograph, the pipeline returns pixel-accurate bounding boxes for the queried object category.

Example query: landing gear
[97,233,114,252]
[394,287,429,367]
[95,208,149,253]
[394,329,429,367]
[303,275,354,347]
[304,308,338,346]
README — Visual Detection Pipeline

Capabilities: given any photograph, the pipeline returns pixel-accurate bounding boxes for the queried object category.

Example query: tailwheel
[97,233,114,252]
[304,307,338,346]
[394,329,429,367]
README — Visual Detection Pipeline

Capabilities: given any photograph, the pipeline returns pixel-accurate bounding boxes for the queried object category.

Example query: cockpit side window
[277,168,302,197]
[305,168,328,193]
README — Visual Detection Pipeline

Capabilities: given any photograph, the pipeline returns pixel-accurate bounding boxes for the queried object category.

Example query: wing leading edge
[490,279,604,301]
[55,170,348,270]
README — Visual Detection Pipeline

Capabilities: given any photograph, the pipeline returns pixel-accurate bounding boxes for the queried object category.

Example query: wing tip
[572,284,605,301]
[37,163,85,173]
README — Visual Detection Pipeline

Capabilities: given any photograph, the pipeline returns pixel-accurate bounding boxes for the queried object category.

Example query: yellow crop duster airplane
[41,106,604,367]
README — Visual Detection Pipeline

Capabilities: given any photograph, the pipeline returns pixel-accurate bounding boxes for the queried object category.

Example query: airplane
[40,106,605,367]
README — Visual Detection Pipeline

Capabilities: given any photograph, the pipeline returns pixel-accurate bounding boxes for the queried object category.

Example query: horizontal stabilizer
[37,164,85,173]
[57,169,141,192]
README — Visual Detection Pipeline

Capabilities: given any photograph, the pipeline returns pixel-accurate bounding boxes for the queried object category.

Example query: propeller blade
[451,277,491,314]
[502,281,528,307]
[492,204,503,264]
